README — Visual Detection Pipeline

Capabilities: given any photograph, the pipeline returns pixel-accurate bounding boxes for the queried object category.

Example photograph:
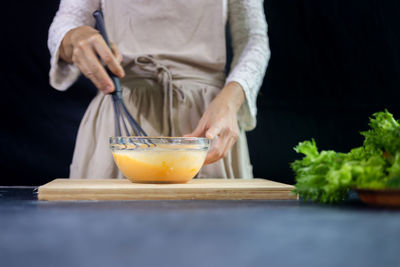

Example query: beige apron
[70,0,253,179]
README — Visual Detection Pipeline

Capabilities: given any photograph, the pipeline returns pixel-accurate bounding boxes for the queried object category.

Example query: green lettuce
[291,110,400,203]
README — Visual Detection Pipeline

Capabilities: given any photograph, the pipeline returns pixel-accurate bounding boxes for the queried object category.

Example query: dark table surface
[1,187,399,267]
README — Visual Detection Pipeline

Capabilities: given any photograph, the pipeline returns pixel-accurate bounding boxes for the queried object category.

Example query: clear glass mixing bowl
[110,137,210,183]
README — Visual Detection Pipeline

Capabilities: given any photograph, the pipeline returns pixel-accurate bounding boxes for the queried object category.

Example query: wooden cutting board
[38,178,297,201]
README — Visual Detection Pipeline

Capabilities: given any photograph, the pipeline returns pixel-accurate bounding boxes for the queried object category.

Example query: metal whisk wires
[93,10,153,146]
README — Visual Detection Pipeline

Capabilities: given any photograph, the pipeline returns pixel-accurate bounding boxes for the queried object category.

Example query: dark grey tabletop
[1,187,399,267]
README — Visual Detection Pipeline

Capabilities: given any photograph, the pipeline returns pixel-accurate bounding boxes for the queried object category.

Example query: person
[48,0,270,179]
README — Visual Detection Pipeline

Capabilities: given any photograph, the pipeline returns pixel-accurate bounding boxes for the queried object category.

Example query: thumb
[184,123,206,137]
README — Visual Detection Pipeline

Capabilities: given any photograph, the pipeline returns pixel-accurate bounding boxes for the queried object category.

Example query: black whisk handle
[93,10,122,97]
[93,10,111,47]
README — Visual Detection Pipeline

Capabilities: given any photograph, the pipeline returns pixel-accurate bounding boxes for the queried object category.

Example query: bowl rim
[109,137,211,150]
[110,136,211,142]
[355,188,400,194]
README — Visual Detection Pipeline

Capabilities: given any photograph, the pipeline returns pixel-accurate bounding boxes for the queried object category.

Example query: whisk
[93,10,148,138]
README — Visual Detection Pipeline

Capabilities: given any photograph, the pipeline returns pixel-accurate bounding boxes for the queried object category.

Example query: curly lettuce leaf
[386,152,400,188]
[361,110,400,157]
[291,140,353,203]
[291,110,400,203]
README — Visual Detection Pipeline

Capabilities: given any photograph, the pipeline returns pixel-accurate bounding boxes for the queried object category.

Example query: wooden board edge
[38,186,294,194]
[39,178,293,186]
[38,191,298,201]
[37,178,298,201]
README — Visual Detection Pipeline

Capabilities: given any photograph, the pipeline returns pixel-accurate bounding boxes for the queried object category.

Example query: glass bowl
[110,137,210,183]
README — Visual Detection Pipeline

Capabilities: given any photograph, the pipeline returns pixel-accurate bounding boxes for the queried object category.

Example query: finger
[205,128,229,164]
[92,37,125,78]
[110,42,123,64]
[204,128,237,165]
[205,125,221,139]
[221,125,239,157]
[184,121,206,137]
[204,133,228,165]
[221,135,236,161]
[73,48,107,92]
[80,46,114,93]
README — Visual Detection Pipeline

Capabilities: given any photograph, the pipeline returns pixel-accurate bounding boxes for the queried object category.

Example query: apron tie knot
[133,55,185,136]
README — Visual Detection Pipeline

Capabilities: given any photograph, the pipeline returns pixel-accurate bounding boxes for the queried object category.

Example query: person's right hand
[59,26,125,94]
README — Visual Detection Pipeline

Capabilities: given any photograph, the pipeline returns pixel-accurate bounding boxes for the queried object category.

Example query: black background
[1,1,400,185]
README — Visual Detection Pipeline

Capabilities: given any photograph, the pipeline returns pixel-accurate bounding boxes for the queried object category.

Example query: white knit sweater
[48,0,270,130]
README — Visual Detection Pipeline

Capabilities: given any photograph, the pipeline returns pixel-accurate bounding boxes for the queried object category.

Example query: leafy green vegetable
[291,110,400,203]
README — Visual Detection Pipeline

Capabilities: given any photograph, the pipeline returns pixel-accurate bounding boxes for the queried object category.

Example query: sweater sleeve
[226,0,270,131]
[48,0,100,91]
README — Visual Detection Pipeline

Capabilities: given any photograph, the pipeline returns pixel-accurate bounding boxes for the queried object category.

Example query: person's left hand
[185,82,245,165]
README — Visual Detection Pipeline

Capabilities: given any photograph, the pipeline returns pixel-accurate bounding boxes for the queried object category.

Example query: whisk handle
[93,10,110,47]
[93,10,122,97]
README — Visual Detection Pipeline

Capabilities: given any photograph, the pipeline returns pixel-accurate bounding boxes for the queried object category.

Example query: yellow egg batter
[112,149,207,183]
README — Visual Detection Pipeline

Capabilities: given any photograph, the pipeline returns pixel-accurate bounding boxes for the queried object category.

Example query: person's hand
[59,26,125,94]
[185,82,245,165]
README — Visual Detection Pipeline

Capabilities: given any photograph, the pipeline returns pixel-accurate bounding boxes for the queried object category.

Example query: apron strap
[132,55,185,136]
